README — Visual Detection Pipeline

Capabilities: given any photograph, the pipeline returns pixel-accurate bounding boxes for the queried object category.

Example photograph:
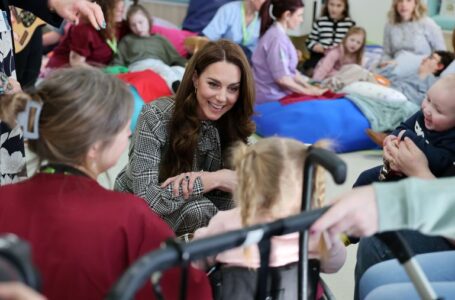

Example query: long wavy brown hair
[159,40,256,181]
[97,0,123,41]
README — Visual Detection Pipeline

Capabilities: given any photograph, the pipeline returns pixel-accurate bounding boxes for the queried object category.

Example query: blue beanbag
[254,99,376,153]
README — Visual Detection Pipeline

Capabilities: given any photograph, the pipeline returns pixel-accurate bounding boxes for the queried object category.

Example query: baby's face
[129,12,150,37]
[421,83,455,132]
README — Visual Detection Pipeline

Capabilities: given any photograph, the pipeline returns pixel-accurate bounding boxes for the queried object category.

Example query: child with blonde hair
[193,137,346,279]
[303,0,356,75]
[313,26,366,81]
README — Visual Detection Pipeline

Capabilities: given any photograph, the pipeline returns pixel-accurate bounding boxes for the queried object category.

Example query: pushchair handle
[106,208,330,300]
[305,147,347,185]
[300,147,347,300]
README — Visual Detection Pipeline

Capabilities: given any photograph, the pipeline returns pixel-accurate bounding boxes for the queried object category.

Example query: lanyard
[106,37,117,54]
[241,2,258,46]
[40,163,89,177]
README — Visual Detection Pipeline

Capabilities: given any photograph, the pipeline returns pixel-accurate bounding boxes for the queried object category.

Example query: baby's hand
[383,134,397,148]
[397,130,407,142]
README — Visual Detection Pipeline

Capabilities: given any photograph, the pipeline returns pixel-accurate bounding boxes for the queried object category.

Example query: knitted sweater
[112,34,186,67]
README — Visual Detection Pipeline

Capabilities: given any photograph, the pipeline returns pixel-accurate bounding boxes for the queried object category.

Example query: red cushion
[118,70,172,102]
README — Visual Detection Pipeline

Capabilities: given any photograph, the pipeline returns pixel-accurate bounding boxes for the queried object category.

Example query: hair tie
[269,4,276,21]
[16,99,42,140]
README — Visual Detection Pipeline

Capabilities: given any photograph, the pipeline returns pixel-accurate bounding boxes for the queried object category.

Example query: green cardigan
[111,34,186,67]
[375,177,455,239]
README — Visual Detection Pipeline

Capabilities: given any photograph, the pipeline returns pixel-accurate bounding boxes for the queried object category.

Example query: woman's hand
[383,134,400,171]
[310,185,379,238]
[48,0,105,30]
[161,171,204,199]
[0,282,47,300]
[308,86,328,96]
[160,169,237,199]
[6,78,22,94]
[394,137,434,178]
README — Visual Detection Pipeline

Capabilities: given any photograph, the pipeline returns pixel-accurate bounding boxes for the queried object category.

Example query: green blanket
[346,93,419,132]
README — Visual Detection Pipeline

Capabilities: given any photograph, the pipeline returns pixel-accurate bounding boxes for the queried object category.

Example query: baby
[355,75,455,186]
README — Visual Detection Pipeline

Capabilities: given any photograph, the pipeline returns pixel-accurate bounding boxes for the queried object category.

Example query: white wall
[142,0,394,44]
[289,0,393,44]
[349,0,392,43]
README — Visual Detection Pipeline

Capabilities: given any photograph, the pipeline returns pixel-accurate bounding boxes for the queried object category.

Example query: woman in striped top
[302,0,355,76]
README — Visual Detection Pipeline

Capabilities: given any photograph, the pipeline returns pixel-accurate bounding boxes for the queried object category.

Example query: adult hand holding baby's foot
[395,138,434,178]
[383,135,400,171]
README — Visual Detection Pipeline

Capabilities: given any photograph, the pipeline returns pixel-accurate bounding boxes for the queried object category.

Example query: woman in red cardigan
[46,0,128,69]
[0,67,211,300]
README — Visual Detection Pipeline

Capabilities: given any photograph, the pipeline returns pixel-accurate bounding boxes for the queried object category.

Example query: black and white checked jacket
[115,97,233,235]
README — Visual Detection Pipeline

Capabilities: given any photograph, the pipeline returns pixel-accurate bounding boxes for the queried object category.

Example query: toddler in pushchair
[192,137,347,299]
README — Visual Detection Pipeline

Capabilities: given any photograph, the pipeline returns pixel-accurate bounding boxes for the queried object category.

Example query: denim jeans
[352,166,455,299]
[359,251,455,300]
[354,231,455,299]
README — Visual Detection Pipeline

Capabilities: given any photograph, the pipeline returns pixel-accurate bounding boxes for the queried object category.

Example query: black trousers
[15,26,43,88]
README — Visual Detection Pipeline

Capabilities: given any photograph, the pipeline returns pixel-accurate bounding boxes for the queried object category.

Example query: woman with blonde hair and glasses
[115,40,256,236]
[381,0,446,67]
[0,67,211,300]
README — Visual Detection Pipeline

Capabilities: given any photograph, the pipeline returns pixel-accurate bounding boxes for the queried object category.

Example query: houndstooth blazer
[115,97,233,235]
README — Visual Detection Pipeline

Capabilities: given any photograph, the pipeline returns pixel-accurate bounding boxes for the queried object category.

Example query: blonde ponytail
[233,143,260,228]
[230,137,333,263]
[309,140,332,208]
[232,140,283,261]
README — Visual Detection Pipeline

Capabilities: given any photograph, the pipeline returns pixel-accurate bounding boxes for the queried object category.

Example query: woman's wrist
[199,171,216,193]
[200,169,236,193]
[414,168,435,179]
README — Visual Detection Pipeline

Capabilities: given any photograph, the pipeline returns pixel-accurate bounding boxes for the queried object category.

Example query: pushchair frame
[106,147,347,300]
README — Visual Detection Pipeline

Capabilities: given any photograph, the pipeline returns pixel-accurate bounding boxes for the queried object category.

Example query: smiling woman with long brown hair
[115,39,255,236]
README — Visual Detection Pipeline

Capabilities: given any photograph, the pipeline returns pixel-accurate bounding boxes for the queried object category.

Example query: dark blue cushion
[254,99,377,153]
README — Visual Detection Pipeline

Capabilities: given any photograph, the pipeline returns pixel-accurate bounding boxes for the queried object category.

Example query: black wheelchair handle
[106,207,329,300]
[375,231,415,264]
[306,148,347,184]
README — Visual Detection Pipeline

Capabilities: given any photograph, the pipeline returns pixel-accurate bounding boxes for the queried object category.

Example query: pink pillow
[151,24,196,57]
